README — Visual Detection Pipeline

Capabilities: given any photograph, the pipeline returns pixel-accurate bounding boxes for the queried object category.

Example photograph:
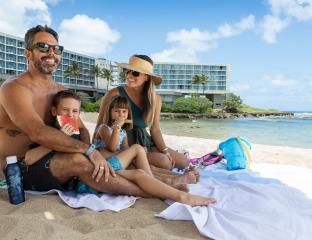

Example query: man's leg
[49,152,149,197]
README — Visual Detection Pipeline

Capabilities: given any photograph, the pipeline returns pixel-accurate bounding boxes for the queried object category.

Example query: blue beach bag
[218,137,252,171]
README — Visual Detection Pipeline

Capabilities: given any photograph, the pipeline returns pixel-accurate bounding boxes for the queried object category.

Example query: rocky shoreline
[160,112,294,120]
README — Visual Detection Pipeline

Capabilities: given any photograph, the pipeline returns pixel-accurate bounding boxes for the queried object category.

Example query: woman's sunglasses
[124,70,141,77]
[29,42,64,55]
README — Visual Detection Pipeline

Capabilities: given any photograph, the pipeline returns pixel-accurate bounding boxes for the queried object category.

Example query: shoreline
[83,120,312,169]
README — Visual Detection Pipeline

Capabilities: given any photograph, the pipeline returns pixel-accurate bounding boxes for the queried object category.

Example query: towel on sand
[0,186,137,212]
[157,164,312,240]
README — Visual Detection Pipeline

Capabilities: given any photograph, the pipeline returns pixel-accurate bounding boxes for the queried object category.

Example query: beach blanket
[0,186,137,212]
[157,163,312,240]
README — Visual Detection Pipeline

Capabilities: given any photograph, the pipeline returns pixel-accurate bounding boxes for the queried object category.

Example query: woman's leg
[117,144,152,176]
[147,148,189,169]
[118,169,216,206]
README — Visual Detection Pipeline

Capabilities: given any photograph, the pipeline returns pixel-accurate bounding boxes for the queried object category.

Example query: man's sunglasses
[124,70,141,77]
[29,42,64,55]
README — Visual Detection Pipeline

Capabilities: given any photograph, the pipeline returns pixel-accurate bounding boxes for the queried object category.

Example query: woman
[96,55,189,170]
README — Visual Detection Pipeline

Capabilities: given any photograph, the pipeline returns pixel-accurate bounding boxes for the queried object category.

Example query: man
[0,25,147,196]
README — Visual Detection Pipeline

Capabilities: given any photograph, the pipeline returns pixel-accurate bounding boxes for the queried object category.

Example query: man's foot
[181,194,216,206]
[185,166,200,183]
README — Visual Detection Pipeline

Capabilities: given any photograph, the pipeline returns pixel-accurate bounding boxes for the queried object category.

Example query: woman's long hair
[134,55,156,127]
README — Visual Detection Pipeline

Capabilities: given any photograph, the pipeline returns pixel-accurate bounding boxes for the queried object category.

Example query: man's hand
[88,149,116,182]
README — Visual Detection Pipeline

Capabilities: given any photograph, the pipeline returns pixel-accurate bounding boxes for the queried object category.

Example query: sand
[1,117,311,240]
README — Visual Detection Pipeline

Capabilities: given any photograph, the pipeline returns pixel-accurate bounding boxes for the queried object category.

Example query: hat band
[128,56,153,74]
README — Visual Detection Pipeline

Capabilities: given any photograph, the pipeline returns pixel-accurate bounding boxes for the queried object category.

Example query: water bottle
[4,156,25,204]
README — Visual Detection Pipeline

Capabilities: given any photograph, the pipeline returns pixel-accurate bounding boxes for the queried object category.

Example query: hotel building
[154,63,229,108]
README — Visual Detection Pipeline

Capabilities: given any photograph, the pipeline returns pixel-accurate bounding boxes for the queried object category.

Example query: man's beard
[32,55,60,75]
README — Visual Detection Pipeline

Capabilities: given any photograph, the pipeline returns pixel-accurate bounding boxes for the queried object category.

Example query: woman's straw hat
[117,55,162,85]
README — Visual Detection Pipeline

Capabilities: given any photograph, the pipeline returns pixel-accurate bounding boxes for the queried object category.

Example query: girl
[96,55,189,170]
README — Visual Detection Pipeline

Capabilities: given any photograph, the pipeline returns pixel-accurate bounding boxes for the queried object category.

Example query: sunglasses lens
[54,46,63,55]
[37,43,49,52]
[132,71,140,77]
[33,43,63,55]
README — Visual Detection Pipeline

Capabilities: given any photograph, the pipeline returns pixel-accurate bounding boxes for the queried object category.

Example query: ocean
[160,112,312,149]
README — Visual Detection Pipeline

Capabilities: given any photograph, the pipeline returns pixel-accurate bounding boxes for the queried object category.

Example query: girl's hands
[112,116,126,129]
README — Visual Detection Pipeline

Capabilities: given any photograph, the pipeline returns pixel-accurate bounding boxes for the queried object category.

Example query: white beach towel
[157,164,312,240]
[0,186,137,212]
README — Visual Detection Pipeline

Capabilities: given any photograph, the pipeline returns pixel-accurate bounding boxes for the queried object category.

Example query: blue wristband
[84,144,96,157]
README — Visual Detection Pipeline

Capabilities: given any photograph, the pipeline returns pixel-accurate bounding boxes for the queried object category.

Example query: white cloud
[268,0,312,21]
[259,15,290,43]
[59,14,120,56]
[0,0,51,37]
[43,0,62,5]
[230,83,250,92]
[259,0,312,43]
[309,81,312,87]
[265,74,297,86]
[152,15,255,62]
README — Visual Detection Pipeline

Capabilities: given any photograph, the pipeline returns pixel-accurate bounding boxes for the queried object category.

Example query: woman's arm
[149,95,167,152]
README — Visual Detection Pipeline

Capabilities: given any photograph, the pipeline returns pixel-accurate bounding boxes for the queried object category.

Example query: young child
[77,95,216,206]
[76,95,154,193]
[24,90,88,165]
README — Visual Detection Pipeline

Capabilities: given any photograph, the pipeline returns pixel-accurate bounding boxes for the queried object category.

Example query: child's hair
[103,95,133,131]
[52,90,81,108]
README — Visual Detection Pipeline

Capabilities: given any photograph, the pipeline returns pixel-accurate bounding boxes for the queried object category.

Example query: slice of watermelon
[56,115,80,134]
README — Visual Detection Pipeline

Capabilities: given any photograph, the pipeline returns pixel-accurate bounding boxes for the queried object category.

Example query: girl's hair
[52,90,81,108]
[133,54,156,126]
[102,95,133,131]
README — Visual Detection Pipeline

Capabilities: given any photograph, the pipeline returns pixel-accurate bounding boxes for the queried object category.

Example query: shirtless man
[0,25,147,195]
[0,26,212,206]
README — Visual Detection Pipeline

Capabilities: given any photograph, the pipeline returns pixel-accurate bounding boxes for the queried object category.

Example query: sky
[0,0,312,111]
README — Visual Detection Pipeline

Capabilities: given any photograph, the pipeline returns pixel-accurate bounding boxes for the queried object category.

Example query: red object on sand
[56,115,79,134]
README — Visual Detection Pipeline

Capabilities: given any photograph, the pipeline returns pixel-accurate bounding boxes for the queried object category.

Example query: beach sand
[1,115,311,239]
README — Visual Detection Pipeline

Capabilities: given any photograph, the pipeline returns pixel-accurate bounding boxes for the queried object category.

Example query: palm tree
[192,75,202,95]
[90,64,101,89]
[118,70,125,83]
[192,74,209,96]
[199,74,209,95]
[65,61,82,92]
[101,68,112,93]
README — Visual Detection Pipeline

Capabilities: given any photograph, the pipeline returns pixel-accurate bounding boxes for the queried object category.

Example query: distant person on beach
[96,55,189,170]
[0,25,213,206]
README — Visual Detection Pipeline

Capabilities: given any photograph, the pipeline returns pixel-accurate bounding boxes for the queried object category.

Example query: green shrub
[172,97,212,113]
[76,91,90,105]
[224,93,243,113]
[161,103,173,113]
[81,102,98,112]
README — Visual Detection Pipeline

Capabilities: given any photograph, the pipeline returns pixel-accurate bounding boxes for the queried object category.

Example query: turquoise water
[160,113,312,149]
